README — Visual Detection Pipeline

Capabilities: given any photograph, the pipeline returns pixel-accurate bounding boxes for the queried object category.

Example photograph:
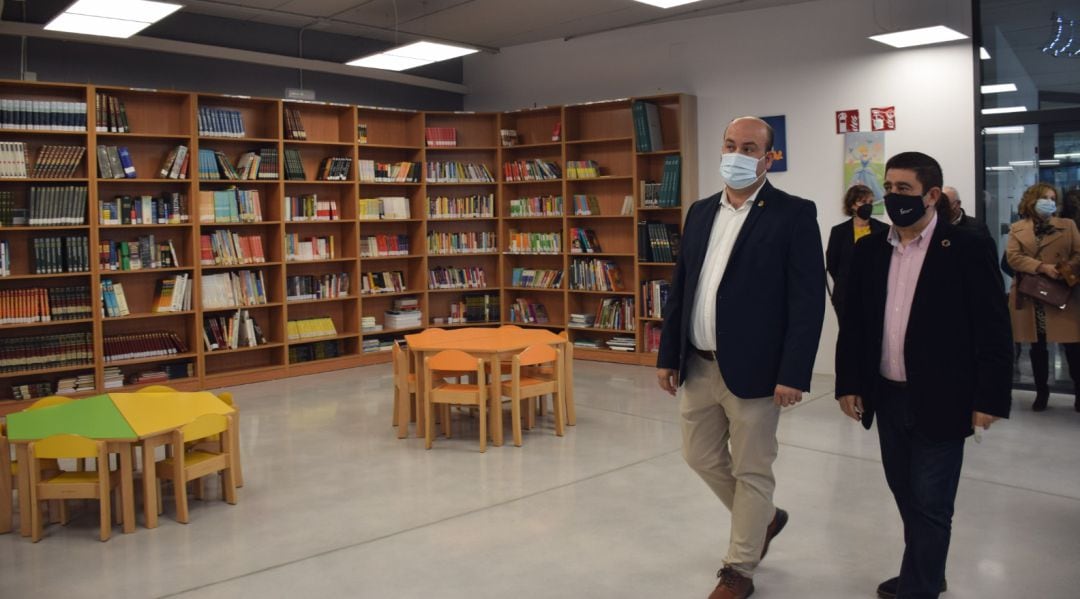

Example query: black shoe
[759,508,788,560]
[876,576,948,598]
[1033,391,1050,412]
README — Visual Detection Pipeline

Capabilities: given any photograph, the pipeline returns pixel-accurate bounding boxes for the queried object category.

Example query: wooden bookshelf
[0,80,696,405]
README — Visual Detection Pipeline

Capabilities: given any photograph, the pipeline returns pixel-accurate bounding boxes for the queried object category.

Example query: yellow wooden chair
[424,350,488,453]
[137,384,177,392]
[156,413,237,524]
[27,434,120,542]
[500,344,565,446]
[392,340,417,438]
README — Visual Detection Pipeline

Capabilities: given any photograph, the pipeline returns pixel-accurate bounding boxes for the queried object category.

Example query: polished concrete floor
[3,361,1079,598]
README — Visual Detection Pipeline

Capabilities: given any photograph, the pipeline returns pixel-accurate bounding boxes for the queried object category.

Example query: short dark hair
[884,151,943,193]
[842,184,873,217]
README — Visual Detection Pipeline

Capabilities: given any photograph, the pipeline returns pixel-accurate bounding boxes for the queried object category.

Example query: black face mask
[884,192,926,227]
[855,204,873,220]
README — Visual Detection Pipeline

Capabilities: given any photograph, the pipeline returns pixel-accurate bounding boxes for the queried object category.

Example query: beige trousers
[680,351,781,577]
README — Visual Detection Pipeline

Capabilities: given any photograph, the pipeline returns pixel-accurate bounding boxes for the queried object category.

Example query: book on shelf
[638,221,681,262]
[508,298,549,324]
[104,331,187,362]
[358,197,411,220]
[55,373,96,395]
[605,336,637,352]
[287,272,348,301]
[632,100,664,153]
[32,235,89,274]
[13,145,86,179]
[361,338,382,353]
[509,195,562,217]
[1,97,87,131]
[0,190,19,226]
[572,337,601,349]
[425,161,495,183]
[158,145,191,179]
[0,141,29,178]
[96,145,136,179]
[28,185,88,225]
[641,181,662,208]
[361,315,381,332]
[124,362,194,387]
[500,129,518,147]
[201,230,266,266]
[569,227,603,254]
[507,230,560,254]
[95,93,130,133]
[510,267,563,289]
[197,149,246,181]
[198,107,246,138]
[0,240,8,276]
[361,271,406,295]
[551,121,561,142]
[658,155,682,207]
[99,279,131,318]
[151,272,193,313]
[99,235,179,271]
[643,322,662,353]
[429,265,487,290]
[565,160,600,179]
[201,270,267,308]
[285,194,339,221]
[570,258,625,291]
[568,313,595,328]
[447,292,499,324]
[12,380,60,400]
[357,123,368,144]
[425,127,457,147]
[385,304,422,329]
[287,316,338,341]
[361,233,410,257]
[99,192,187,225]
[357,160,420,183]
[233,151,262,180]
[292,340,345,361]
[285,233,335,261]
[203,309,266,351]
[0,331,93,373]
[427,230,497,255]
[283,107,307,140]
[316,157,352,181]
[0,286,92,324]
[572,195,602,216]
[198,188,263,223]
[503,159,561,182]
[427,193,494,219]
[283,149,307,180]
[592,297,635,331]
[642,279,671,318]
[621,195,634,215]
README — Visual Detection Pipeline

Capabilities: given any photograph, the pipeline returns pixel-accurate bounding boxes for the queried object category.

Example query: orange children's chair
[500,344,565,446]
[27,434,120,542]
[392,340,417,438]
[424,350,488,453]
[156,413,237,524]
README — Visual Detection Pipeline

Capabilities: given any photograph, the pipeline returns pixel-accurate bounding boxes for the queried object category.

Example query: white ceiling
[178,0,821,50]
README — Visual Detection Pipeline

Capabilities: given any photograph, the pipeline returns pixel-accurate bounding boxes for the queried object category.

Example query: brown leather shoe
[708,566,754,599]
[760,508,788,559]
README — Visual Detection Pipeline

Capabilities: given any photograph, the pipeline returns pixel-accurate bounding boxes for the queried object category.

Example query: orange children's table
[403,327,575,446]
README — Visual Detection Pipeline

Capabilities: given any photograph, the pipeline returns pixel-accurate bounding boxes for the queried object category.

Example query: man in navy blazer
[656,117,825,599]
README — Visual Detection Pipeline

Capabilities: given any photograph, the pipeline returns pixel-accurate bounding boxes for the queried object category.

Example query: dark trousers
[875,381,965,599]
[1029,340,1080,395]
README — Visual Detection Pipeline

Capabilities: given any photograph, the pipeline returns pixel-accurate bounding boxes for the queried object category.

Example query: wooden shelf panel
[203,342,285,356]
[0,318,94,331]
[103,352,199,368]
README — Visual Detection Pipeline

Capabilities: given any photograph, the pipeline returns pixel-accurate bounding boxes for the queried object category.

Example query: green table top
[5,394,137,442]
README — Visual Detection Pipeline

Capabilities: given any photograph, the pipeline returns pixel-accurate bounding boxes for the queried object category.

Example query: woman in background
[825,184,887,319]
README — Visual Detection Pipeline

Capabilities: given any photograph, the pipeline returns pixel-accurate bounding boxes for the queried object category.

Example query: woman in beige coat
[1007,182,1080,411]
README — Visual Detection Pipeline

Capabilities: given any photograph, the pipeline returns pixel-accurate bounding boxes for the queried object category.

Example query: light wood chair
[500,344,565,446]
[424,350,488,453]
[184,391,244,489]
[156,413,237,524]
[28,434,120,542]
[1,423,11,534]
[392,340,418,438]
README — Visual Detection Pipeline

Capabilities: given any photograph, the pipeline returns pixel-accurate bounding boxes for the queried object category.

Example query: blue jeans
[875,380,964,599]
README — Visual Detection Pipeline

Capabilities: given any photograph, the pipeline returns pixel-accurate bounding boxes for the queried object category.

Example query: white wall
[464,0,976,375]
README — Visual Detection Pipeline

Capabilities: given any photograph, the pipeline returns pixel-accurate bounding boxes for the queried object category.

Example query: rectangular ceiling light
[634,0,704,7]
[869,25,968,48]
[45,0,182,39]
[985,166,1013,171]
[981,83,1017,94]
[982,106,1028,114]
[348,41,478,71]
[980,47,991,59]
[984,126,1025,135]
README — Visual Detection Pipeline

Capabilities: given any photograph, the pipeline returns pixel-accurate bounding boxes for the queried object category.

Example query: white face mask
[719,152,765,190]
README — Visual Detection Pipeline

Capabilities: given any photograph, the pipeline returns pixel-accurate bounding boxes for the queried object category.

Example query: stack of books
[605,336,636,352]
[573,337,601,349]
[127,362,194,386]
[593,297,635,331]
[569,313,596,329]
[385,297,421,329]
[499,129,518,147]
[11,381,56,400]
[56,373,96,395]
[361,315,382,333]
[362,338,382,353]
[103,366,124,389]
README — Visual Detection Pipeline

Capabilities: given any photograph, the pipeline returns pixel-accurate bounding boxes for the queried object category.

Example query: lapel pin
[942,239,951,248]
[757,200,765,207]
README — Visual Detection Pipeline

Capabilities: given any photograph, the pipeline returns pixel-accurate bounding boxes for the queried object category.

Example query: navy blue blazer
[657,181,826,398]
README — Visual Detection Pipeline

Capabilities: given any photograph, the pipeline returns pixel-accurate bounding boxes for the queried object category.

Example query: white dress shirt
[689,185,765,351]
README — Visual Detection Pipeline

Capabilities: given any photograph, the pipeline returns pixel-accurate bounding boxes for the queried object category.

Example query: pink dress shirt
[880,213,938,382]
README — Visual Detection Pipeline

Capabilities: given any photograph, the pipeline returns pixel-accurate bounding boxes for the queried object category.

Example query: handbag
[1017,272,1071,310]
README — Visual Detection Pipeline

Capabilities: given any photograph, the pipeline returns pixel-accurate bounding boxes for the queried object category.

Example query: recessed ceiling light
[1055,152,1080,159]
[980,47,991,59]
[869,25,968,49]
[981,83,1017,94]
[64,0,182,23]
[44,12,152,38]
[634,0,703,7]
[348,54,431,71]
[1007,159,1061,167]
[348,41,478,71]
[985,166,1013,171]
[981,106,1028,115]
[984,126,1025,135]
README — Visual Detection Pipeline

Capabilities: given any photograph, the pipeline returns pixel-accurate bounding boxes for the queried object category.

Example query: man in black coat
[656,117,825,599]
[835,152,1013,599]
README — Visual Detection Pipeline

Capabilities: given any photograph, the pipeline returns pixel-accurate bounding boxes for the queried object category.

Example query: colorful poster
[836,109,859,134]
[762,115,787,172]
[844,132,887,214]
[871,106,896,131]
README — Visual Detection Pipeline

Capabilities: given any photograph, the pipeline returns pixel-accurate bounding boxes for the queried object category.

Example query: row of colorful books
[503,160,561,182]
[507,230,560,254]
[361,234,410,257]
[508,195,562,217]
[285,195,339,221]
[285,234,335,261]
[201,270,267,308]
[632,100,665,153]
[0,332,94,374]
[197,188,264,223]
[99,236,180,271]
[361,271,406,295]
[100,193,188,225]
[359,196,411,220]
[569,258,625,291]
[568,227,603,254]
[427,194,494,219]
[152,273,193,313]
[0,286,92,324]
[642,279,671,319]
[292,340,344,361]
[287,273,349,301]
[507,298,549,324]
[638,221,681,263]
[283,107,307,141]
[200,230,267,266]
[357,160,420,183]
[510,267,563,289]
[203,310,266,351]
[427,231,497,254]
[0,143,85,179]
[429,266,488,290]
[426,162,495,183]
[103,331,187,362]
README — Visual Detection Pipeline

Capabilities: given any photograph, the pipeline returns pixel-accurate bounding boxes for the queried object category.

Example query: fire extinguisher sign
[871,106,896,131]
